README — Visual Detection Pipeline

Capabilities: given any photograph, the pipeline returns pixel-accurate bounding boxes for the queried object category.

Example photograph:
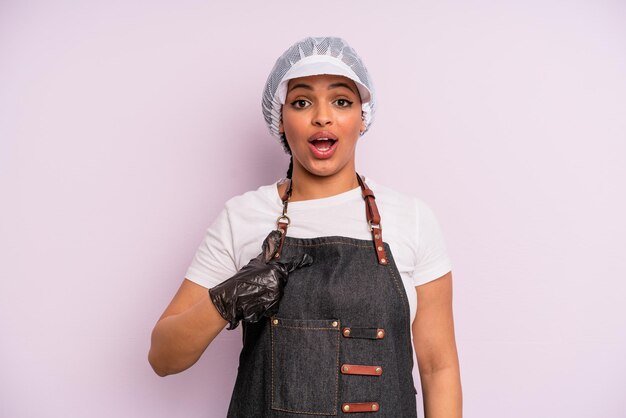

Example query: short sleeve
[184,207,238,289]
[412,199,453,286]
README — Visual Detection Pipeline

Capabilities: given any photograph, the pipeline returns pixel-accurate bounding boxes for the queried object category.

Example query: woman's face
[279,74,366,179]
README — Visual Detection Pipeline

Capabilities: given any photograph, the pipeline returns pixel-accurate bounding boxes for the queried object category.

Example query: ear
[360,117,366,134]
[279,120,284,134]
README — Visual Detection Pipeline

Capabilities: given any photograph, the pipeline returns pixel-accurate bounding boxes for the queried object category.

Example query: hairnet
[261,37,376,147]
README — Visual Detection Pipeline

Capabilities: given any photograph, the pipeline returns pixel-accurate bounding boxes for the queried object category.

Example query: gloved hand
[208,230,313,330]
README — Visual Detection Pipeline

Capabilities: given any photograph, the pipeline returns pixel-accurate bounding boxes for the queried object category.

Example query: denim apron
[226,175,417,417]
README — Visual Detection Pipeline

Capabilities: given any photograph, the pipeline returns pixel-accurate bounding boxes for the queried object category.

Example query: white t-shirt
[185,177,453,325]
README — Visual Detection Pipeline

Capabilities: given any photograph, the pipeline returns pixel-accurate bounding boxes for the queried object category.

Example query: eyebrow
[328,82,357,94]
[288,82,357,95]
[288,83,313,92]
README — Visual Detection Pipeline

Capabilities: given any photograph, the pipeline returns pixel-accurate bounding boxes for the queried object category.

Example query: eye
[290,99,311,109]
[335,98,353,108]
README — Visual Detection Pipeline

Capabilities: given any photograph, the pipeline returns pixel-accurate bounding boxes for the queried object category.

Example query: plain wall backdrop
[1,1,625,417]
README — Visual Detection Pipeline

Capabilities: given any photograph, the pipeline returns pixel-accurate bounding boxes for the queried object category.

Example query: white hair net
[261,37,376,147]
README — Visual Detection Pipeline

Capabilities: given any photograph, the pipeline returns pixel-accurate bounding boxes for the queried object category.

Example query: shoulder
[365,176,446,253]
[222,180,283,214]
[219,180,285,268]
[365,177,424,222]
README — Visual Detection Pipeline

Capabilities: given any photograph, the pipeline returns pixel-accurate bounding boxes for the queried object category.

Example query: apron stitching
[273,325,338,331]
[334,326,340,415]
[385,256,410,320]
[270,406,336,416]
[285,241,372,248]
[270,322,275,409]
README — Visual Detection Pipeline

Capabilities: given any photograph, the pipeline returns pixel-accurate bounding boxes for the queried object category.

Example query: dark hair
[280,133,293,179]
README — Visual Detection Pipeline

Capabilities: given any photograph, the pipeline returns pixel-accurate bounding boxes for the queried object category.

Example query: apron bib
[226,175,417,417]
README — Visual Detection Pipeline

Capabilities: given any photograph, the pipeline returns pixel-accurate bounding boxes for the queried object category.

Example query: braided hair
[280,133,293,179]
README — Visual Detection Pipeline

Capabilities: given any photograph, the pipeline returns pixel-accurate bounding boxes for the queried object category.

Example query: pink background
[1,1,625,417]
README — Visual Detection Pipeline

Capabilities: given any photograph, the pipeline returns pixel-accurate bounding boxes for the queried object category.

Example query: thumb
[277,253,313,273]
[260,230,282,263]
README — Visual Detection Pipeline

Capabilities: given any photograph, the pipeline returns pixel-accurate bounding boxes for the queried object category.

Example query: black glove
[208,230,313,330]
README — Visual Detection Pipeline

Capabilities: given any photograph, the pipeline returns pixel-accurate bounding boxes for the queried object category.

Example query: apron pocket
[270,317,340,415]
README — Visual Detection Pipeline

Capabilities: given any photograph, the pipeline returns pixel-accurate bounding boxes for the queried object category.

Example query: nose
[312,103,332,127]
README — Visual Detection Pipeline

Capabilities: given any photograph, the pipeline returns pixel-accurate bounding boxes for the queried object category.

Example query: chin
[302,167,335,178]
[299,160,350,178]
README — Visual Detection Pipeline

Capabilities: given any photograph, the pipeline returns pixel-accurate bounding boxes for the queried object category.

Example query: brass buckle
[368,220,381,231]
[276,215,291,231]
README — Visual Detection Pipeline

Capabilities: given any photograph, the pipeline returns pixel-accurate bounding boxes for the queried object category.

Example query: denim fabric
[271,318,340,414]
[227,236,417,417]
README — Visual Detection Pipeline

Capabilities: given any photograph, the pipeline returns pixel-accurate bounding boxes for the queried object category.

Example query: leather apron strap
[274,172,389,265]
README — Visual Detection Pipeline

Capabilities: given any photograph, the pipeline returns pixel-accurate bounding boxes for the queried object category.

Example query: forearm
[148,293,227,376]
[419,364,463,418]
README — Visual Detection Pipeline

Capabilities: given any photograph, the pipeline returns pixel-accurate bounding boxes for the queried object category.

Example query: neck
[288,166,359,202]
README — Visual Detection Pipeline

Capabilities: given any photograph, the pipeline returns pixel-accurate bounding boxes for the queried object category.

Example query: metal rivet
[377,246,383,251]
[272,319,279,325]
[343,328,351,337]
[381,258,387,264]
[371,403,379,411]
[331,321,338,327]
[377,330,385,338]
[342,365,349,373]
[343,405,350,412]
[375,367,382,374]
[274,253,280,258]
[374,234,380,239]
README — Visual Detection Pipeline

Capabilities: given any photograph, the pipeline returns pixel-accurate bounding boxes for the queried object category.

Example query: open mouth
[310,138,337,151]
[308,131,339,159]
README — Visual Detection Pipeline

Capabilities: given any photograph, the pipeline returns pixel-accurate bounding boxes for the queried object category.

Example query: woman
[149,37,462,417]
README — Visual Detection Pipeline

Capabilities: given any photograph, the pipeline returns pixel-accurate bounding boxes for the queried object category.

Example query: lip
[308,131,338,142]
[307,131,338,159]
